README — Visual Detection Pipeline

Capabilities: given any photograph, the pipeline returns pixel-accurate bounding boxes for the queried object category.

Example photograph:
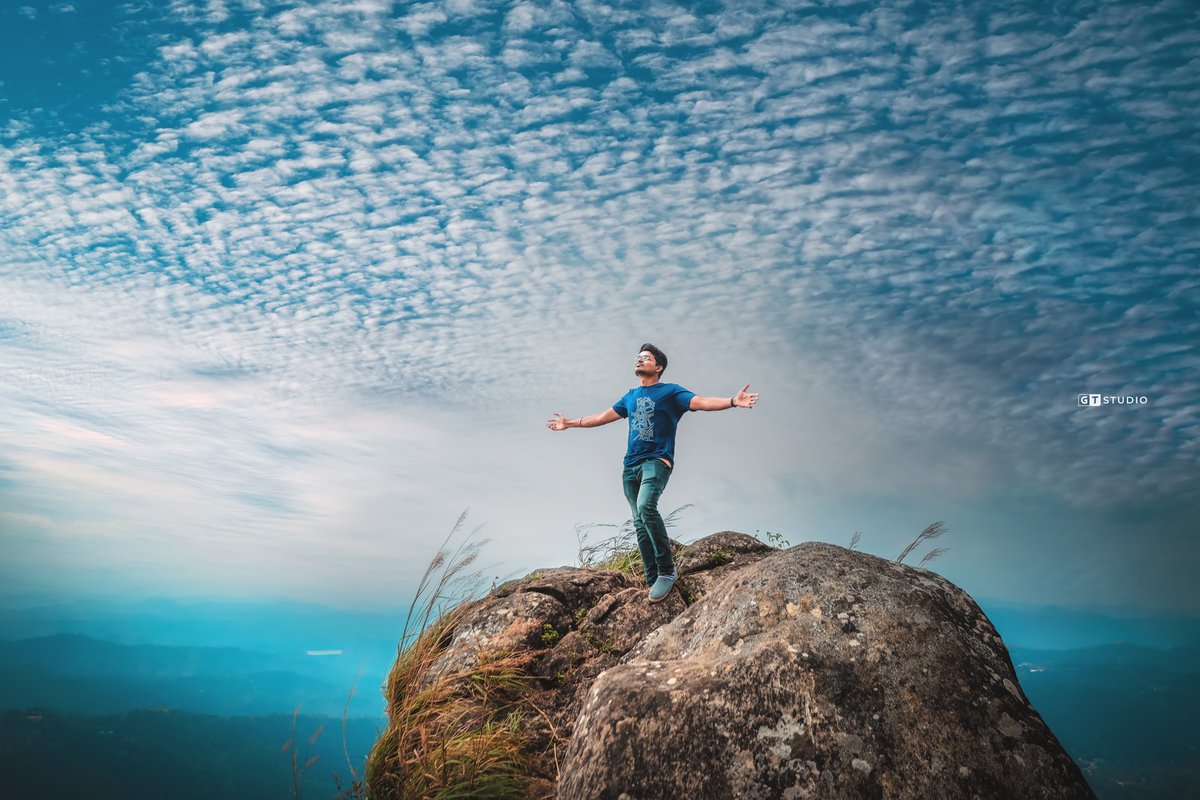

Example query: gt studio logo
[1078,393,1149,407]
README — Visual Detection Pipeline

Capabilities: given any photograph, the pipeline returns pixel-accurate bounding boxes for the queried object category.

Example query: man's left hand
[734,384,759,409]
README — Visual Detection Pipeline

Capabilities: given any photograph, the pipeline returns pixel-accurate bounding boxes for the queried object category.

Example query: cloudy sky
[1,0,1197,614]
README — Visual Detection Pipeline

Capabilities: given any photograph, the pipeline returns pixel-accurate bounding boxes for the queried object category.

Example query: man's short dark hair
[639,342,668,375]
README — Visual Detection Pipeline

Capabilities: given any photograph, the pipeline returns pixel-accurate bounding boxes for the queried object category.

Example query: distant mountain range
[0,596,409,661]
[1,595,1197,799]
[0,634,384,718]
[0,633,293,678]
[981,599,1200,650]
[1,708,379,800]
[0,596,410,717]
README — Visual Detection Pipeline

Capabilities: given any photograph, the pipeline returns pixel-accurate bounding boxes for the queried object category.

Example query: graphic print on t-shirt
[632,396,655,441]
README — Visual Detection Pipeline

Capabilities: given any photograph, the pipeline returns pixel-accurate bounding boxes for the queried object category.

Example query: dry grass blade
[896,520,948,564]
[662,503,694,527]
[339,673,362,788]
[919,546,949,566]
[919,521,947,541]
[576,504,692,579]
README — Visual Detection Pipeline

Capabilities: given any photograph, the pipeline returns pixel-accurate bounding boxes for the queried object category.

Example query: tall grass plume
[365,512,539,800]
[896,521,949,565]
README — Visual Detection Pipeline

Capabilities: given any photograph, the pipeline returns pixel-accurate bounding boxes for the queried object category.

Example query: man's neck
[638,375,661,388]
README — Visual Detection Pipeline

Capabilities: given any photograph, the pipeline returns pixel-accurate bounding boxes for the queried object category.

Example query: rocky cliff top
[367,533,1095,800]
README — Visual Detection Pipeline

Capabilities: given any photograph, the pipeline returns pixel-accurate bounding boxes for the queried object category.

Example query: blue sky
[1,0,1197,613]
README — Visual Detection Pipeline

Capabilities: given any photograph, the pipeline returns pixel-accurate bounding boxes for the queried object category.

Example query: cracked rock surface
[557,542,1095,800]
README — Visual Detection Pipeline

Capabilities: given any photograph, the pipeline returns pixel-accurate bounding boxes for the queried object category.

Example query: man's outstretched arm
[547,408,621,431]
[689,383,760,411]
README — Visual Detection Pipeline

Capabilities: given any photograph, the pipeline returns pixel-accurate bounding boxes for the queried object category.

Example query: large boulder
[370,535,1094,800]
[371,535,757,797]
[557,543,1095,800]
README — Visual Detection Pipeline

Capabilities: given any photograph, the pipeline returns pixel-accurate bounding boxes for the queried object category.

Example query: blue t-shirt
[613,382,696,468]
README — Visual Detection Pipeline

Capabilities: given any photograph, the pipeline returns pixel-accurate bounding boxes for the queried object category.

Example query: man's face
[635,351,660,378]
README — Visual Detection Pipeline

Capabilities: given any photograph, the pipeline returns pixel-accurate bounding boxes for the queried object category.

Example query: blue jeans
[622,459,674,585]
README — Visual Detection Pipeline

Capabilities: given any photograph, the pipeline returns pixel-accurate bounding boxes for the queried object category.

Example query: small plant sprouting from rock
[849,530,862,551]
[896,521,949,565]
[541,624,560,646]
[755,529,792,549]
[582,630,616,654]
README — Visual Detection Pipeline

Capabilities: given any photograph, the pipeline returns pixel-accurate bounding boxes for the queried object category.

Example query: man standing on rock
[547,343,760,602]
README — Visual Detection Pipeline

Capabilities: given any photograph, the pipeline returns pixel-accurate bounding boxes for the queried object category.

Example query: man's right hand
[547,412,569,431]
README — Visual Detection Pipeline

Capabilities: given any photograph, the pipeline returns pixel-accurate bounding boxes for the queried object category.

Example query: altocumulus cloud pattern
[0,0,1198,593]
